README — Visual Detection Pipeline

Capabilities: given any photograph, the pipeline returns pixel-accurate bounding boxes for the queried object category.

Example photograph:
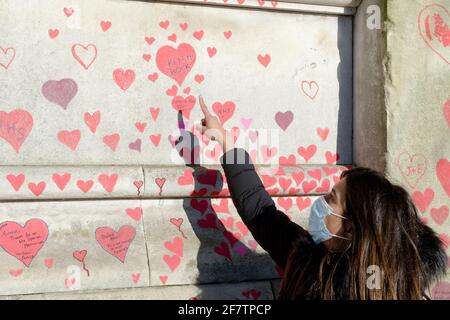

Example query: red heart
[156,43,196,86]
[297,144,317,163]
[77,180,94,193]
[418,4,450,64]
[165,236,183,257]
[73,250,87,262]
[191,199,209,214]
[6,174,25,191]
[302,180,318,193]
[412,188,435,213]
[308,169,322,181]
[64,7,74,17]
[291,172,305,185]
[197,170,218,187]
[57,130,81,151]
[95,225,136,263]
[396,152,427,189]
[296,197,312,211]
[0,219,49,267]
[163,254,180,272]
[430,205,449,225]
[171,95,196,119]
[159,20,170,29]
[0,109,33,153]
[193,30,204,40]
[436,158,450,198]
[100,21,111,32]
[48,29,59,39]
[126,207,143,221]
[214,242,232,261]
[113,68,136,92]
[147,73,158,82]
[149,107,160,121]
[223,230,240,247]
[277,197,293,212]
[84,111,101,134]
[198,213,217,229]
[211,199,229,214]
[145,37,155,45]
[325,151,340,165]
[317,127,330,141]
[207,47,217,58]
[103,134,120,151]
[178,169,194,185]
[257,54,271,68]
[28,181,46,197]
[212,101,236,124]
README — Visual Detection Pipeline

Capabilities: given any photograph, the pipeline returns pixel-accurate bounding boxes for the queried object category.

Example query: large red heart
[156,43,196,86]
[95,225,136,263]
[418,4,450,64]
[0,109,33,153]
[0,219,49,267]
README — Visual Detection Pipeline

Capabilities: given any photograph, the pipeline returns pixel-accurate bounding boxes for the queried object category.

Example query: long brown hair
[278,167,447,300]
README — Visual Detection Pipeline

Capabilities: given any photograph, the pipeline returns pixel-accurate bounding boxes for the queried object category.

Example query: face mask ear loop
[330,212,349,220]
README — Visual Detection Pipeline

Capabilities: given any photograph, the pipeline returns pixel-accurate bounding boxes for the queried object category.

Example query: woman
[196,96,448,300]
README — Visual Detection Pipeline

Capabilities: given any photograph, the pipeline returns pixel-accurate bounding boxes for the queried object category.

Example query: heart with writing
[0,219,49,267]
[0,109,33,153]
[156,43,196,86]
[95,225,136,263]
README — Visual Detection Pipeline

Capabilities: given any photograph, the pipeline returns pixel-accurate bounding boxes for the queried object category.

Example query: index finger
[199,95,212,118]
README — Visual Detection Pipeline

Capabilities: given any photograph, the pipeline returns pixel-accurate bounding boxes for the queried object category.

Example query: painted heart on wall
[0,219,49,267]
[156,43,196,86]
[95,225,136,263]
[0,109,33,153]
[41,79,78,110]
[418,4,450,64]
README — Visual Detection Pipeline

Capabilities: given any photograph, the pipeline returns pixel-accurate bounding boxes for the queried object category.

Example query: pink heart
[147,73,158,82]
[168,33,177,43]
[84,111,101,134]
[163,254,180,272]
[98,174,118,193]
[64,7,74,17]
[212,101,236,125]
[113,68,136,91]
[44,258,54,269]
[131,273,140,284]
[28,181,46,197]
[73,250,87,262]
[257,54,271,68]
[77,180,94,193]
[240,117,253,130]
[0,109,33,153]
[0,219,49,267]
[48,29,59,39]
[302,180,318,193]
[436,158,450,198]
[57,130,81,151]
[296,197,312,211]
[125,207,142,221]
[247,240,258,252]
[165,236,183,257]
[178,169,194,185]
[71,43,97,70]
[297,144,317,163]
[325,151,340,164]
[171,95,196,119]
[149,107,160,121]
[150,134,161,147]
[412,188,435,213]
[194,74,205,83]
[103,134,120,151]
[143,54,151,62]
[224,31,232,39]
[156,43,196,86]
[193,30,204,40]
[0,47,16,69]
[159,275,168,284]
[418,4,450,64]
[9,269,23,277]
[207,47,217,58]
[432,281,450,300]
[159,20,170,29]
[145,37,155,45]
[170,218,183,228]
[444,100,450,128]
[301,80,320,101]
[275,111,293,131]
[42,79,78,110]
[95,225,136,263]
[6,174,25,191]
[100,20,111,32]
[317,127,330,141]
[430,205,449,225]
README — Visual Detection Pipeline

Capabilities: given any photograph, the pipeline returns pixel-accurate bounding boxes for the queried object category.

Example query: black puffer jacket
[220,147,448,299]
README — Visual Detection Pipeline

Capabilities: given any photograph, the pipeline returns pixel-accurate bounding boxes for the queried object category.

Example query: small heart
[44,258,54,269]
[194,74,205,84]
[57,130,81,151]
[100,21,112,32]
[257,54,271,68]
[132,273,141,284]
[149,107,160,121]
[145,37,155,45]
[84,111,101,134]
[113,68,136,92]
[159,20,170,29]
[207,47,217,58]
[103,134,120,151]
[48,29,59,39]
[6,174,25,192]
[193,30,204,41]
[9,269,23,277]
[52,173,71,191]
[129,139,142,152]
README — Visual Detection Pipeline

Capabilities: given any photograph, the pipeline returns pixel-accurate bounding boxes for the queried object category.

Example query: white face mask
[308,195,351,244]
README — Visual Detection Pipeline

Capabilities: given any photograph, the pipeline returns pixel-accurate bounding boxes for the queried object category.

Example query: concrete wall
[384,0,450,299]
